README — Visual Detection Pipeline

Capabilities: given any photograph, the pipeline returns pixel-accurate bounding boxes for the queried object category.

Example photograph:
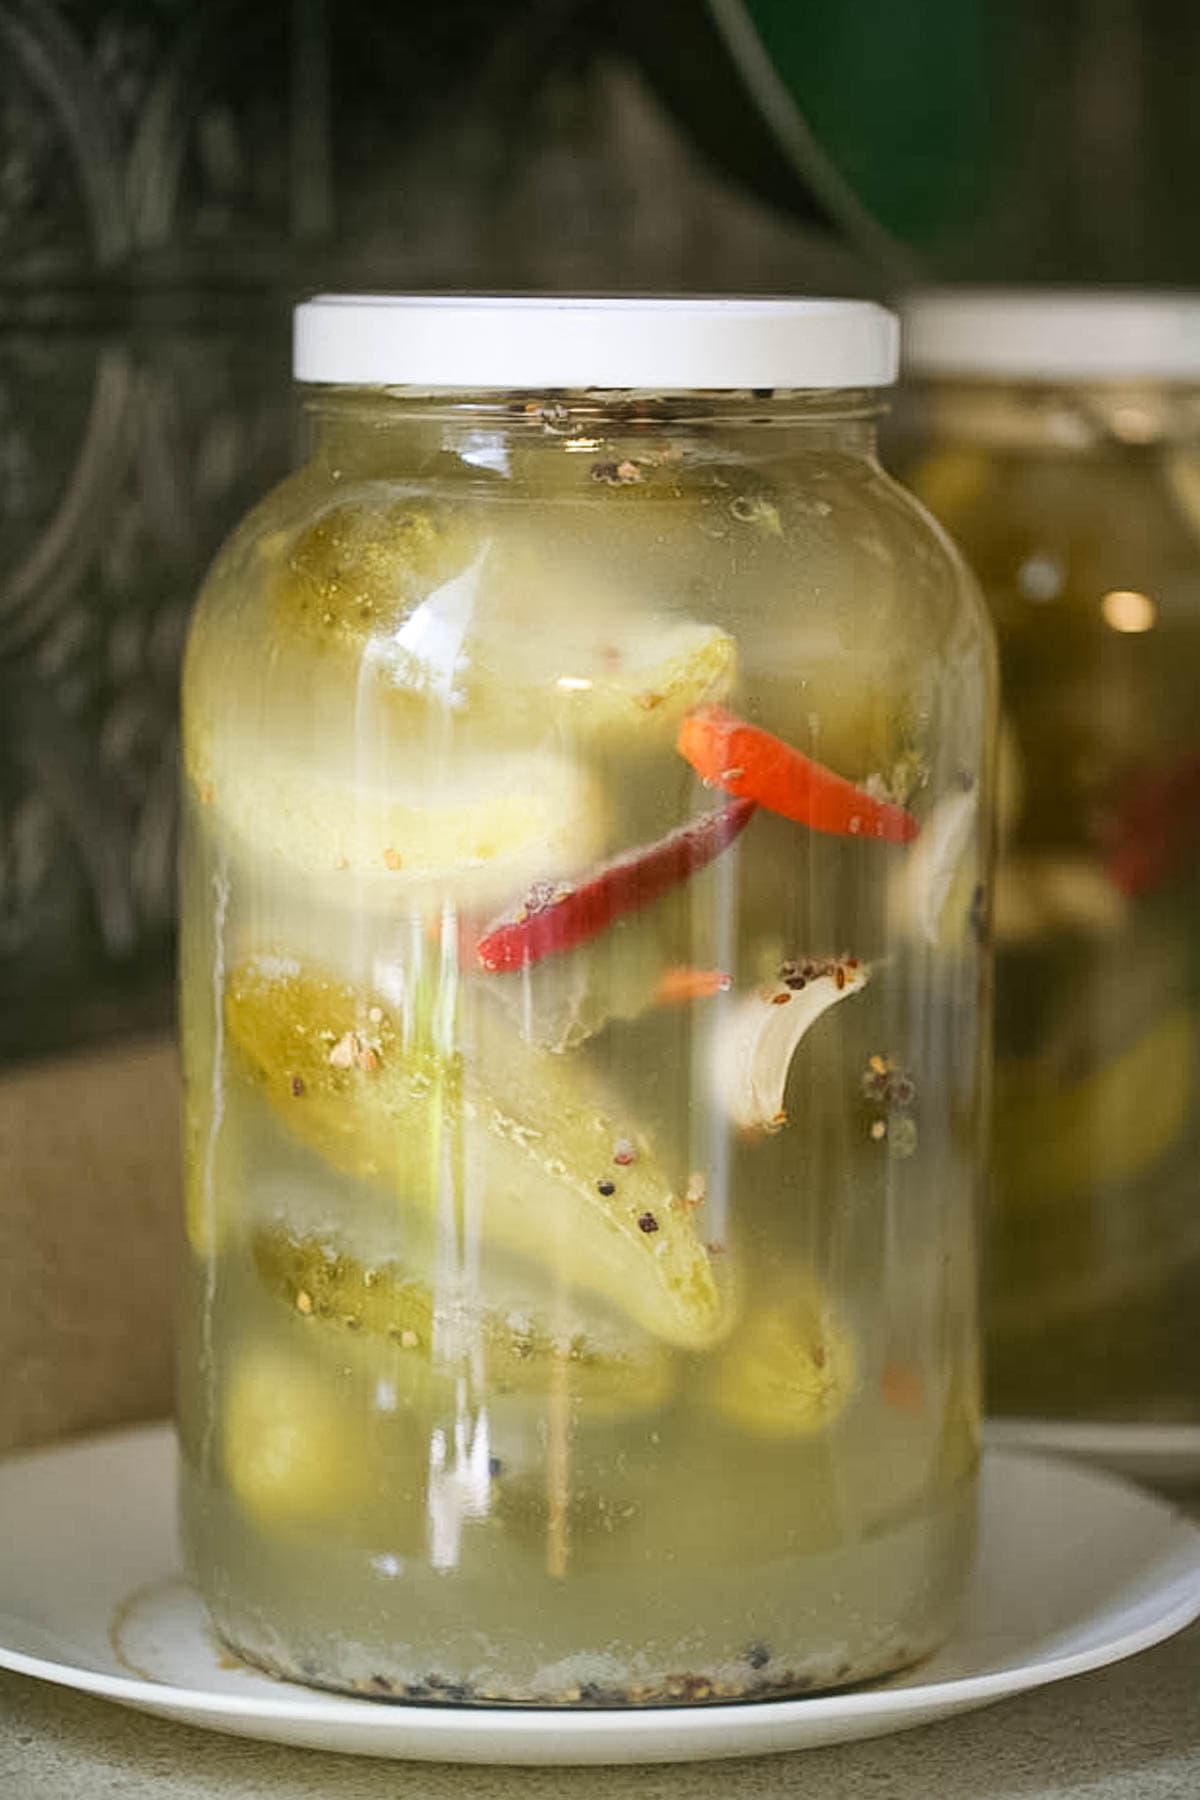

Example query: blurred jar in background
[899,291,1200,1482]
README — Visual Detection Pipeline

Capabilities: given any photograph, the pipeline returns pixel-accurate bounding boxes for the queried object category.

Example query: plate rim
[2,1424,1199,1745]
[985,1417,1200,1457]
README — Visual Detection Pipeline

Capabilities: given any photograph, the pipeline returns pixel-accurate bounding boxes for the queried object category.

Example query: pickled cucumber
[994,1005,1197,1209]
[225,957,727,1350]
[274,492,479,672]
[252,1225,676,1416]
[221,1349,369,1528]
[272,493,735,750]
[703,1284,857,1437]
[461,604,736,749]
[188,734,607,914]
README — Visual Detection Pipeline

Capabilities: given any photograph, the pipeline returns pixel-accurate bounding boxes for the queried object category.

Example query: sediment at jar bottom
[223,955,728,1351]
[184,1469,976,1707]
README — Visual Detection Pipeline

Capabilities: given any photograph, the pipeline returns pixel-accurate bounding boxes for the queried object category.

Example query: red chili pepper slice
[652,966,732,1005]
[677,704,919,844]
[476,799,755,973]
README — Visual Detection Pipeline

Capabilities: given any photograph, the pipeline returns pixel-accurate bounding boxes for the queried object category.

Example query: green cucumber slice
[252,1225,676,1417]
[225,957,727,1351]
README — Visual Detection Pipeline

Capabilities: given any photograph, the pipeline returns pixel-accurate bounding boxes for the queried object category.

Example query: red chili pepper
[677,705,919,844]
[652,966,732,1005]
[476,799,755,973]
[881,1362,924,1416]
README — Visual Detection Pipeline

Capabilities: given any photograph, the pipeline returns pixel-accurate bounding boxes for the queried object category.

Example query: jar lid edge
[902,288,1200,381]
[293,294,899,390]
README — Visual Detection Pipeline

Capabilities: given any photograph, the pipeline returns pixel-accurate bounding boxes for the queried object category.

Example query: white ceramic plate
[985,1416,1200,1492]
[1,1425,1198,1766]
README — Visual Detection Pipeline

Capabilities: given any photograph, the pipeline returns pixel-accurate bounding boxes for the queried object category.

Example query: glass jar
[900,290,1200,1467]
[178,296,993,1706]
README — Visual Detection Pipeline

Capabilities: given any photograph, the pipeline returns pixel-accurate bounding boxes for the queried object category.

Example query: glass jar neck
[302,388,885,477]
[913,377,1200,454]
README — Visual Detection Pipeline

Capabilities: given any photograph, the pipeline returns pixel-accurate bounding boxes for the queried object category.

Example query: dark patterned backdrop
[0,0,865,1063]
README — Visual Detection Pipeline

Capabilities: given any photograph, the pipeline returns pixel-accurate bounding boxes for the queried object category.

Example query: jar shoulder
[183,444,996,768]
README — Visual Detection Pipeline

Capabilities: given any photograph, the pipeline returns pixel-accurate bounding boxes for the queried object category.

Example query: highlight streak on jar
[890,782,978,944]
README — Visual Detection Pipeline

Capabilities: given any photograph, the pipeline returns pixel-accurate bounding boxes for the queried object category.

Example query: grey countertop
[2,1619,1199,1799]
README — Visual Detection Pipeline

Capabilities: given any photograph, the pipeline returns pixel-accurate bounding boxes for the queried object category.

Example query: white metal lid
[902,289,1200,382]
[293,295,899,391]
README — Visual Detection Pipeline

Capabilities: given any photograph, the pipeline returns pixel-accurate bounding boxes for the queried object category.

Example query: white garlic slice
[711,961,870,1133]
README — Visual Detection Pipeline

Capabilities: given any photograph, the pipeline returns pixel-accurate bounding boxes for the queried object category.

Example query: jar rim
[293,294,899,392]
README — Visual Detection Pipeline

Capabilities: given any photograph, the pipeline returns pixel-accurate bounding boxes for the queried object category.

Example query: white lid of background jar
[902,289,1200,382]
[293,294,899,390]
